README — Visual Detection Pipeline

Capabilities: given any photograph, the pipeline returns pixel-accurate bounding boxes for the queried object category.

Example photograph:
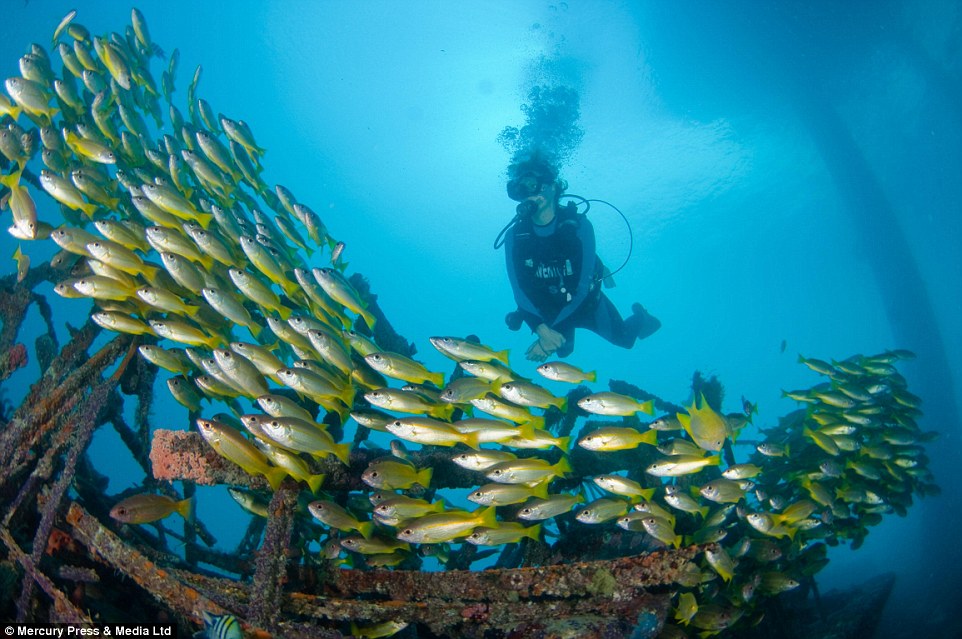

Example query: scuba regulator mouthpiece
[516,200,538,218]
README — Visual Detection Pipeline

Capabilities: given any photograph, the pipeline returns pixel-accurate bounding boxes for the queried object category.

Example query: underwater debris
[0,8,940,639]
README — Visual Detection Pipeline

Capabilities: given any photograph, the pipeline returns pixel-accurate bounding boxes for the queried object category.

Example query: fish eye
[402,529,412,536]
[370,471,379,478]
[521,508,532,514]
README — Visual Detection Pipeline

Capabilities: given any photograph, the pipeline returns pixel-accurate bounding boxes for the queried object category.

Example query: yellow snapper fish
[484,456,571,485]
[87,241,160,279]
[577,391,654,416]
[451,449,518,472]
[592,475,656,502]
[254,415,351,465]
[361,458,433,490]
[93,219,149,252]
[373,495,446,522]
[467,522,542,546]
[646,454,721,477]
[502,428,568,450]
[677,394,729,452]
[468,482,550,506]
[212,348,269,398]
[232,269,291,319]
[340,535,409,556]
[167,377,203,412]
[516,493,586,521]
[439,377,493,404]
[141,182,212,228]
[92,311,152,336]
[137,345,194,376]
[470,395,543,428]
[62,128,116,164]
[575,498,630,524]
[196,418,286,490]
[428,336,510,364]
[239,235,299,298]
[5,77,58,120]
[364,388,454,420]
[312,266,376,329]
[201,288,264,339]
[0,170,39,240]
[495,380,565,411]
[452,418,536,445]
[396,506,498,544]
[364,351,444,388]
[256,393,315,423]
[578,426,657,451]
[149,318,224,349]
[145,225,214,269]
[254,439,327,493]
[385,417,480,449]
[110,493,192,524]
[12,246,29,282]
[458,359,520,382]
[536,361,597,384]
[308,500,374,539]
[39,170,98,216]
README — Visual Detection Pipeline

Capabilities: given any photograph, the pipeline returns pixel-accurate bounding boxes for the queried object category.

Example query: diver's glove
[632,303,661,340]
[505,310,523,331]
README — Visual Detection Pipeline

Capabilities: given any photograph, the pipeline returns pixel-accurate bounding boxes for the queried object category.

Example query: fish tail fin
[639,428,658,447]
[516,421,536,441]
[553,396,567,412]
[332,442,352,466]
[416,466,434,489]
[495,349,510,365]
[478,505,498,529]
[463,431,481,450]
[697,505,709,519]
[586,370,598,383]
[526,523,542,541]
[265,467,286,491]
[82,202,99,217]
[532,482,550,500]
[672,533,682,548]
[248,321,263,340]
[554,456,572,476]
[429,403,455,421]
[307,473,326,494]
[276,304,292,321]
[707,455,722,467]
[638,399,654,415]
[0,169,21,188]
[555,435,570,450]
[107,196,121,211]
[527,415,546,431]
[640,487,656,503]
[429,371,445,388]
[360,309,377,331]
[175,497,193,520]
[357,521,375,540]
[195,211,213,229]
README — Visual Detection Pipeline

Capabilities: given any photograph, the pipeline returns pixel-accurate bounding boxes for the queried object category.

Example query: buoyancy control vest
[511,204,601,321]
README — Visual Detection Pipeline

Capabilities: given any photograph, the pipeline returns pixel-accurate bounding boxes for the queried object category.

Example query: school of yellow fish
[1,9,939,637]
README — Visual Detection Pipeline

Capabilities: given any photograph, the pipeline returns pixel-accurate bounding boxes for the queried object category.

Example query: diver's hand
[526,339,552,362]
[534,324,566,353]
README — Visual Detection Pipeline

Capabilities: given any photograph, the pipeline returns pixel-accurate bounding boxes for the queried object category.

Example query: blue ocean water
[2,1,960,636]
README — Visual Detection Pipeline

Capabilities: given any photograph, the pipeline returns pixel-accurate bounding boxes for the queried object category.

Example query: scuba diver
[500,154,661,361]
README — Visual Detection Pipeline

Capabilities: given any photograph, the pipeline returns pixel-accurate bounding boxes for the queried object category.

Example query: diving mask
[506,174,549,201]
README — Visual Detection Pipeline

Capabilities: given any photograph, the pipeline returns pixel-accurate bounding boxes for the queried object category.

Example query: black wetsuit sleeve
[504,225,546,327]
[550,216,597,328]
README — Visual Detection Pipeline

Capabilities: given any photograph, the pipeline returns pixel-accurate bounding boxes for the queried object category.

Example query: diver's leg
[588,296,659,349]
[631,303,661,340]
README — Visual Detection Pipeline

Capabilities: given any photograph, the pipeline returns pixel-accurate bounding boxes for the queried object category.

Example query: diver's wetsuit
[505,205,653,357]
